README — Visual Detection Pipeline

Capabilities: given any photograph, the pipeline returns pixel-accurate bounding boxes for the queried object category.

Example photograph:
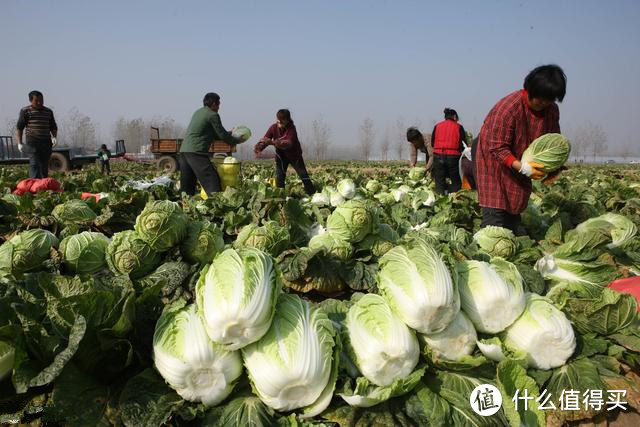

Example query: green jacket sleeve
[210,113,238,145]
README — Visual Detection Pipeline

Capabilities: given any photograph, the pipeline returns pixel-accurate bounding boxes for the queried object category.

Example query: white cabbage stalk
[504,293,576,370]
[477,338,506,362]
[196,248,281,350]
[347,294,419,387]
[420,311,477,362]
[535,254,605,286]
[378,239,460,334]
[242,294,336,412]
[456,259,525,333]
[153,303,242,406]
[337,179,357,199]
[311,192,330,207]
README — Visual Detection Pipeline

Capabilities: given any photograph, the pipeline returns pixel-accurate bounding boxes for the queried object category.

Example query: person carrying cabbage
[475,65,567,233]
[179,92,244,195]
[253,109,316,195]
[429,108,468,194]
[406,127,433,172]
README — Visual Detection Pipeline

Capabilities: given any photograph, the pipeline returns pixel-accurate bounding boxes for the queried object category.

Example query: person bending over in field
[254,109,316,195]
[475,64,566,234]
[406,127,434,172]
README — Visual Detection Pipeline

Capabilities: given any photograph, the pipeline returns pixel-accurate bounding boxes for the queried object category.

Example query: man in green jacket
[179,92,242,195]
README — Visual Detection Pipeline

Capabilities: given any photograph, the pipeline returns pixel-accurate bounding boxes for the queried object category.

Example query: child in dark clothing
[97,144,111,175]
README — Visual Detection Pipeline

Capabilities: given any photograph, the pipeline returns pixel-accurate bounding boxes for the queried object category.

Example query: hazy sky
[2,0,639,156]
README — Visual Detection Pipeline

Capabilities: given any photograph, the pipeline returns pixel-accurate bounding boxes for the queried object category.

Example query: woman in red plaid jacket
[475,64,567,234]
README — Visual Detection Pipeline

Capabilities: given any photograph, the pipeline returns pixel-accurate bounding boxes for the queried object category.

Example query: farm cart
[149,127,236,173]
[0,136,126,172]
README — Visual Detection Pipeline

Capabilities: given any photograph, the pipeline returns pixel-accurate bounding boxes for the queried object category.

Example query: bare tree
[395,117,406,161]
[3,117,17,137]
[379,128,390,161]
[62,108,97,152]
[113,117,146,153]
[308,115,332,160]
[573,121,607,162]
[620,144,633,161]
[359,118,375,161]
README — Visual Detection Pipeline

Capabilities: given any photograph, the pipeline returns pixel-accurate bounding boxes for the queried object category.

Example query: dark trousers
[25,141,51,179]
[179,152,221,196]
[275,153,316,195]
[432,153,461,194]
[481,207,524,235]
[100,161,111,175]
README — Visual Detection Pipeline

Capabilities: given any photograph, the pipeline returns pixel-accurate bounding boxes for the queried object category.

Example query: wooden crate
[151,139,181,153]
[209,140,236,153]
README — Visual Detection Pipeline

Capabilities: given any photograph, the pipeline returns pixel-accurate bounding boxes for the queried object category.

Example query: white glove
[18,143,23,152]
[51,137,57,147]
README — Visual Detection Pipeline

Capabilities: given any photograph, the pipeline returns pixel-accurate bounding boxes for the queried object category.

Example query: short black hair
[203,92,220,107]
[444,108,458,120]
[100,144,107,149]
[524,64,566,102]
[277,109,292,122]
[29,90,43,101]
[406,127,422,142]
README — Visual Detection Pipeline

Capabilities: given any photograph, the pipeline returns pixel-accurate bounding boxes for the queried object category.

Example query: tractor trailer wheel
[157,156,179,173]
[49,152,70,172]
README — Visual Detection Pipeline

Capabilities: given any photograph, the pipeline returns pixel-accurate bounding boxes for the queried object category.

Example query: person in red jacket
[430,108,467,194]
[475,64,566,233]
[254,109,316,195]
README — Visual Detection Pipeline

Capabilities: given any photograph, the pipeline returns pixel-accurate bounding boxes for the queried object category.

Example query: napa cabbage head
[575,213,637,249]
[0,228,59,277]
[337,179,357,199]
[327,200,378,243]
[308,232,354,261]
[311,192,330,207]
[419,310,477,362]
[473,226,517,258]
[135,200,189,251]
[408,167,426,181]
[242,294,336,412]
[180,220,224,264]
[231,125,252,142]
[455,259,525,333]
[153,302,243,405]
[106,230,161,279]
[60,231,110,274]
[358,223,399,257]
[234,221,290,257]
[346,294,419,387]
[365,180,382,194]
[52,199,97,225]
[503,293,576,370]
[377,238,460,334]
[520,133,571,173]
[196,248,281,350]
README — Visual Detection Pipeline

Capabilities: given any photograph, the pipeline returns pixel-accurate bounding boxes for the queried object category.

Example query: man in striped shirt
[16,90,58,178]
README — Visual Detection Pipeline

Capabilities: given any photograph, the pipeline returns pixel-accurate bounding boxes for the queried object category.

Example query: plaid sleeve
[485,105,517,167]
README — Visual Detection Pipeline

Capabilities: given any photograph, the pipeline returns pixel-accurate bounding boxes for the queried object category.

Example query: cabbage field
[1,160,639,426]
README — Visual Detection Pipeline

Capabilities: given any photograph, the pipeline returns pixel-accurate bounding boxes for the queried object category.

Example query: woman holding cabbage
[475,64,567,233]
[254,109,316,195]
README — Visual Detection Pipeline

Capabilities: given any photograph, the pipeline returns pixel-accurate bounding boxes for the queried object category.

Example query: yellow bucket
[213,157,241,190]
